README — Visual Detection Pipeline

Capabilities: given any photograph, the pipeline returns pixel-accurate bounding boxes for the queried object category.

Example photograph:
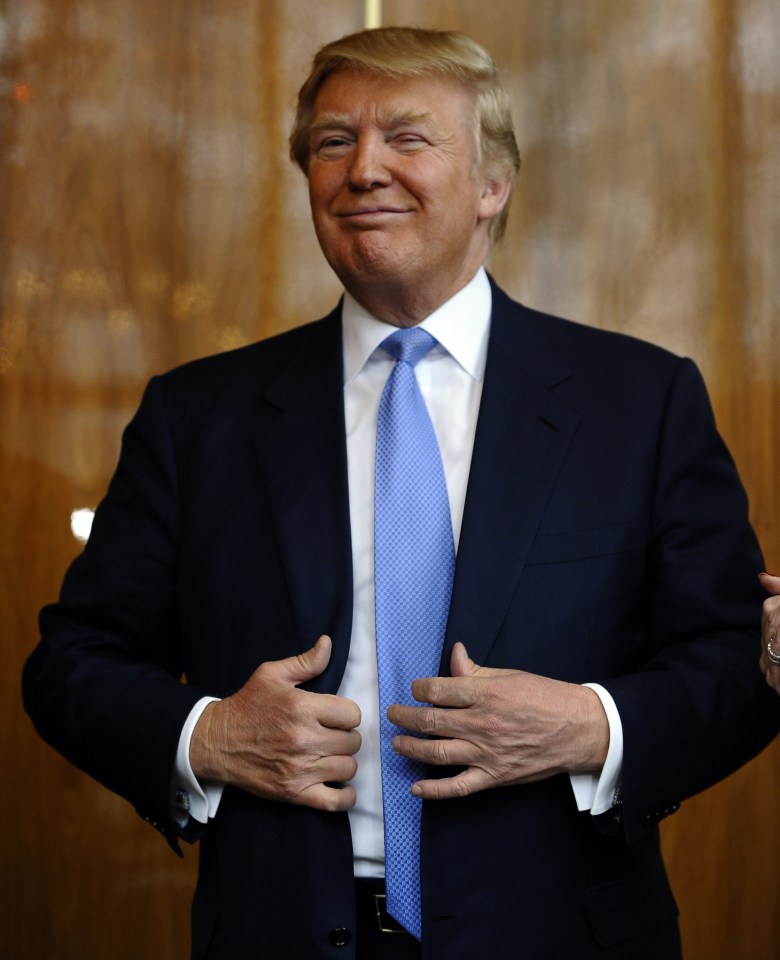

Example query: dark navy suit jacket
[24,280,780,958]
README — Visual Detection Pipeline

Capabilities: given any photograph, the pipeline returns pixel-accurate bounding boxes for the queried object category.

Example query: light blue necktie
[374,327,456,940]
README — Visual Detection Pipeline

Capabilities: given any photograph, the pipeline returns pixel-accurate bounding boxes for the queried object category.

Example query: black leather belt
[355,878,408,934]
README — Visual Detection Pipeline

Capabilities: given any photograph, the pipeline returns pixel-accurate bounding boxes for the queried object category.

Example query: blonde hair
[289,26,520,244]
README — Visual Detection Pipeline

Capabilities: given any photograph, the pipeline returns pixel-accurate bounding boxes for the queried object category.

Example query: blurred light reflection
[13,82,32,104]
[70,508,95,542]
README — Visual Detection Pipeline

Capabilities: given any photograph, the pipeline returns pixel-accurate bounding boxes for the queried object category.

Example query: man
[23,26,780,959]
[760,572,780,693]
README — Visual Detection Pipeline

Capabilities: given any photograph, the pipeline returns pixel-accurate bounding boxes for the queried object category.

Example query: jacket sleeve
[22,376,210,851]
[599,358,780,843]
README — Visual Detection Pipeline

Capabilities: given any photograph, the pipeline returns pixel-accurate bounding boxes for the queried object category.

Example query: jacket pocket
[526,521,636,566]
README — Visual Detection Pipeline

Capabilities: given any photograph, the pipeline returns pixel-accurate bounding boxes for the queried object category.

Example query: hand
[189,635,361,811]
[759,572,780,696]
[387,642,609,800]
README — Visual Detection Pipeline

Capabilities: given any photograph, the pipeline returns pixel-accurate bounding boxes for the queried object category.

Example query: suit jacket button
[328,927,352,947]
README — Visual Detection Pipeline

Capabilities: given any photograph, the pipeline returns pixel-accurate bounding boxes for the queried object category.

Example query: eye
[391,132,428,151]
[311,133,354,160]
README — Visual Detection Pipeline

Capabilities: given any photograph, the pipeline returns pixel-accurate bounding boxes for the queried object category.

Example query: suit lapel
[442,284,580,671]
[251,307,353,694]
[248,288,580,686]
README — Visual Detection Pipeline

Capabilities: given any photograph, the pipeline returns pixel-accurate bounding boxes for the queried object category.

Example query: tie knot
[381,327,436,368]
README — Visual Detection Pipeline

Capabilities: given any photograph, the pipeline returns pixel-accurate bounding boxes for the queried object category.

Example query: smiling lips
[336,206,411,221]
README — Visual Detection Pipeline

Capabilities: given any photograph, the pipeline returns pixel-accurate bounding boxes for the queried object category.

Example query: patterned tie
[374,327,456,940]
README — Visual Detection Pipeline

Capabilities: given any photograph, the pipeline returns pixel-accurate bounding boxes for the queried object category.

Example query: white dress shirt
[173,268,623,863]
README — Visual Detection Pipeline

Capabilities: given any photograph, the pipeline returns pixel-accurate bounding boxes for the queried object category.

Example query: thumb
[450,641,524,680]
[276,634,333,686]
[450,642,478,677]
[759,572,780,596]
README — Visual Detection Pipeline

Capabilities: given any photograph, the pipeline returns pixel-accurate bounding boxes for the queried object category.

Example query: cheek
[308,169,338,209]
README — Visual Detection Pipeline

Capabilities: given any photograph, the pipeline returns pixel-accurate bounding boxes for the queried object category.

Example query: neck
[343,265,484,328]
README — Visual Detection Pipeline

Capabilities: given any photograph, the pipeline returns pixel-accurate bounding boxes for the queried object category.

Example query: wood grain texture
[2,1,778,957]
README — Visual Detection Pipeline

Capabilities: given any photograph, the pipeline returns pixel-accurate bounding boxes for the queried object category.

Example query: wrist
[189,700,224,782]
[570,685,610,772]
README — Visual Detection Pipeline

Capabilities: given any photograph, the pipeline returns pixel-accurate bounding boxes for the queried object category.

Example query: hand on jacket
[189,635,361,811]
[759,572,780,695]
[388,642,609,800]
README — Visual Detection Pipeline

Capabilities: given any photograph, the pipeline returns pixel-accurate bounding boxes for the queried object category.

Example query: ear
[477,173,513,223]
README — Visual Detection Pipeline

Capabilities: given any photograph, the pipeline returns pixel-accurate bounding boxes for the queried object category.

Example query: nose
[348,134,393,190]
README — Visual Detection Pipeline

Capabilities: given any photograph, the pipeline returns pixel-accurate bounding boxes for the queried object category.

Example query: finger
[270,634,333,686]
[387,702,466,737]
[393,733,476,767]
[450,642,476,677]
[410,675,478,708]
[766,667,780,696]
[449,642,525,681]
[315,726,362,758]
[242,748,359,809]
[298,781,357,812]
[410,768,492,801]
[313,752,359,785]
[759,572,780,596]
[388,702,485,742]
[764,648,780,671]
[315,692,362,731]
[763,596,780,631]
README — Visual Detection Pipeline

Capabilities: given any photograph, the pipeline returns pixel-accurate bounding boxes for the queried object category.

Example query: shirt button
[328,927,352,947]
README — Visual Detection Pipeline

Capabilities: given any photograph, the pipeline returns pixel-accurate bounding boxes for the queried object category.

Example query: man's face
[307,68,505,313]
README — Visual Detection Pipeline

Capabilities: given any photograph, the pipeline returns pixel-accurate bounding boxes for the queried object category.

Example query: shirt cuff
[568,683,623,816]
[170,696,225,827]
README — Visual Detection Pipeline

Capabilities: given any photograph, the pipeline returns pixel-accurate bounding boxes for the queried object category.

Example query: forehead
[311,67,475,130]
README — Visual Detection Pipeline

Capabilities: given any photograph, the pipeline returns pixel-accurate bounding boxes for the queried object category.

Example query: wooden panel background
[1,1,778,956]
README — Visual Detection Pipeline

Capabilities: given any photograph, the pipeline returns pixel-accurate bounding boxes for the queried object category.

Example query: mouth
[336,207,410,222]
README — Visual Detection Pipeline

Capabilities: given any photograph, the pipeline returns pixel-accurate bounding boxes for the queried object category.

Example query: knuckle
[418,708,439,735]
[451,776,472,798]
[483,712,508,739]
[285,726,310,754]
[255,659,276,682]
[340,756,358,780]
[276,777,302,802]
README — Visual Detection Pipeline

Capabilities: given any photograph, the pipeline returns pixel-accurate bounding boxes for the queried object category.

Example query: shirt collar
[342,267,492,387]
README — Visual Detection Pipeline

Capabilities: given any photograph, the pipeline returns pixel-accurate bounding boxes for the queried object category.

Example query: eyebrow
[310,109,434,137]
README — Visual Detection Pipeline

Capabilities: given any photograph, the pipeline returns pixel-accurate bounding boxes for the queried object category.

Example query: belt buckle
[372,892,406,935]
